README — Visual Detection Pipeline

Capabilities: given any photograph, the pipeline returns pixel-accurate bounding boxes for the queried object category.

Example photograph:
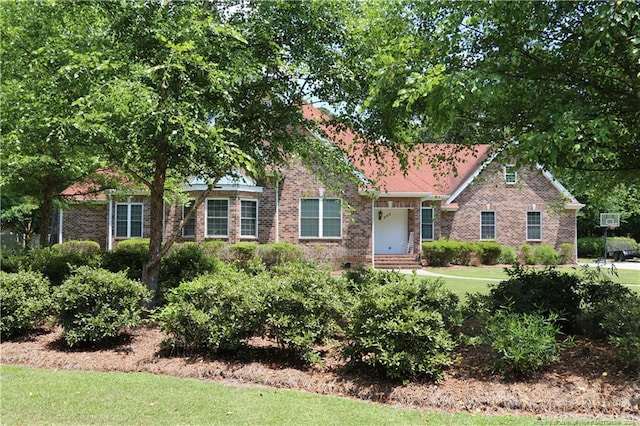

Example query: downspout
[371,198,375,269]
[107,194,113,251]
[275,179,280,243]
[58,209,63,244]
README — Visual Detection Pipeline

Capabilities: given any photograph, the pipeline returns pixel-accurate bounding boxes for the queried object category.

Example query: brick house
[56,106,584,267]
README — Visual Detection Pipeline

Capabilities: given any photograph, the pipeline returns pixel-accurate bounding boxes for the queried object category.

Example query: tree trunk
[141,155,168,304]
[39,183,54,248]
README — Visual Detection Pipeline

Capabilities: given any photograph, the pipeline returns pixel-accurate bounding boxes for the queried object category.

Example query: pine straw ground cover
[1,324,639,423]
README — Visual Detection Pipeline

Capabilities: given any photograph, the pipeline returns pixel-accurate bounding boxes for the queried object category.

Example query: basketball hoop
[599,213,620,262]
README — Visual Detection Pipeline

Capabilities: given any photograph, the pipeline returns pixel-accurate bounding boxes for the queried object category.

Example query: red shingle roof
[302,104,490,196]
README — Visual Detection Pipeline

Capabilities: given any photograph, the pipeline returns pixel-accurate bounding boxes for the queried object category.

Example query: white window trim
[240,199,259,238]
[504,165,518,185]
[480,210,496,240]
[182,201,196,238]
[115,202,144,239]
[526,211,543,241]
[205,198,229,238]
[421,207,434,241]
[299,198,343,239]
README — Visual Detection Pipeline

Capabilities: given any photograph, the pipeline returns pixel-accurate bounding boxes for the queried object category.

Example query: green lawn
[0,364,584,426]
[420,264,639,300]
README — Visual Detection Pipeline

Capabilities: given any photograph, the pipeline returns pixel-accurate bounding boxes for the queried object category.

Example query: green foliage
[497,246,517,265]
[475,242,502,265]
[557,243,574,265]
[519,244,536,265]
[344,274,460,381]
[0,250,27,273]
[53,240,101,254]
[158,243,218,302]
[55,267,150,347]
[157,267,263,354]
[577,237,603,258]
[533,245,559,266]
[0,271,53,338]
[486,265,582,329]
[24,247,102,286]
[229,242,258,269]
[483,311,569,377]
[102,239,150,280]
[255,243,304,267]
[602,296,640,370]
[262,264,350,364]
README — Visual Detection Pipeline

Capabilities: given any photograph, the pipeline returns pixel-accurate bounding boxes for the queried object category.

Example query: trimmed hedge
[344,273,461,381]
[0,271,53,338]
[55,266,150,347]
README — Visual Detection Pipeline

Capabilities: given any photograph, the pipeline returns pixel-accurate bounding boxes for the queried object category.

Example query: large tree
[333,1,640,185]
[65,0,358,294]
[0,1,104,247]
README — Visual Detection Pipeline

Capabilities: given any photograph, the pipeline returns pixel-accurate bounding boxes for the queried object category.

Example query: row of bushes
[0,240,305,301]
[2,261,638,380]
[422,240,575,267]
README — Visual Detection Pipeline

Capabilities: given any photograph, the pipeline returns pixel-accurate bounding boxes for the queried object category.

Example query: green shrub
[53,240,101,254]
[450,242,476,266]
[558,243,574,264]
[476,241,502,265]
[577,237,603,258]
[497,246,517,265]
[228,242,258,269]
[55,267,150,347]
[157,267,262,354]
[159,243,217,301]
[102,239,149,280]
[422,240,457,266]
[0,250,27,273]
[25,247,102,286]
[483,311,569,377]
[519,244,536,265]
[533,244,558,266]
[261,264,350,364]
[576,267,634,337]
[486,265,582,329]
[0,271,53,338]
[256,242,303,267]
[344,275,460,381]
[601,295,640,370]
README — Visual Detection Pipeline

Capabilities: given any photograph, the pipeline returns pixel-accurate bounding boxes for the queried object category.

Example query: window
[421,207,434,240]
[240,199,258,237]
[300,198,342,238]
[115,203,143,238]
[206,199,228,237]
[527,211,542,241]
[182,201,196,238]
[480,211,496,240]
[504,165,517,184]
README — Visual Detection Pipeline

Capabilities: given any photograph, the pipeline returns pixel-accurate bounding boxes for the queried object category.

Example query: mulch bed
[2,325,639,422]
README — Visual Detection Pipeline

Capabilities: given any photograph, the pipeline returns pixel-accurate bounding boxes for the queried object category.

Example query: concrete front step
[374,255,422,270]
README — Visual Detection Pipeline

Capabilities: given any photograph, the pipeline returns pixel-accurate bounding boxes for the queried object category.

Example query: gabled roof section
[60,168,140,201]
[185,171,262,193]
[302,104,491,197]
[444,154,584,209]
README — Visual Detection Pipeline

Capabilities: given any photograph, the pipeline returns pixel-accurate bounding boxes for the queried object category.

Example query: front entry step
[374,254,422,270]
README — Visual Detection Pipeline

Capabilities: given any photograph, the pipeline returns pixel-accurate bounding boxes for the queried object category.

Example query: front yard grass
[422,264,639,301]
[1,364,568,426]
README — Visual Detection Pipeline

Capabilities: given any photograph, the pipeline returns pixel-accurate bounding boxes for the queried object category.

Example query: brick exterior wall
[439,163,578,260]
[57,160,579,264]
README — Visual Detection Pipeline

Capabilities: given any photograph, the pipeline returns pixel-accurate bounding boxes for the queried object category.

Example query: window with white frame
[115,202,143,238]
[206,199,229,237]
[480,211,496,240]
[240,199,258,237]
[421,207,434,240]
[182,201,196,238]
[526,211,542,241]
[504,165,518,184]
[300,198,342,238]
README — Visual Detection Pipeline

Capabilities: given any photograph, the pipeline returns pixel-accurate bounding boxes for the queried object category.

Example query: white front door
[374,208,408,254]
